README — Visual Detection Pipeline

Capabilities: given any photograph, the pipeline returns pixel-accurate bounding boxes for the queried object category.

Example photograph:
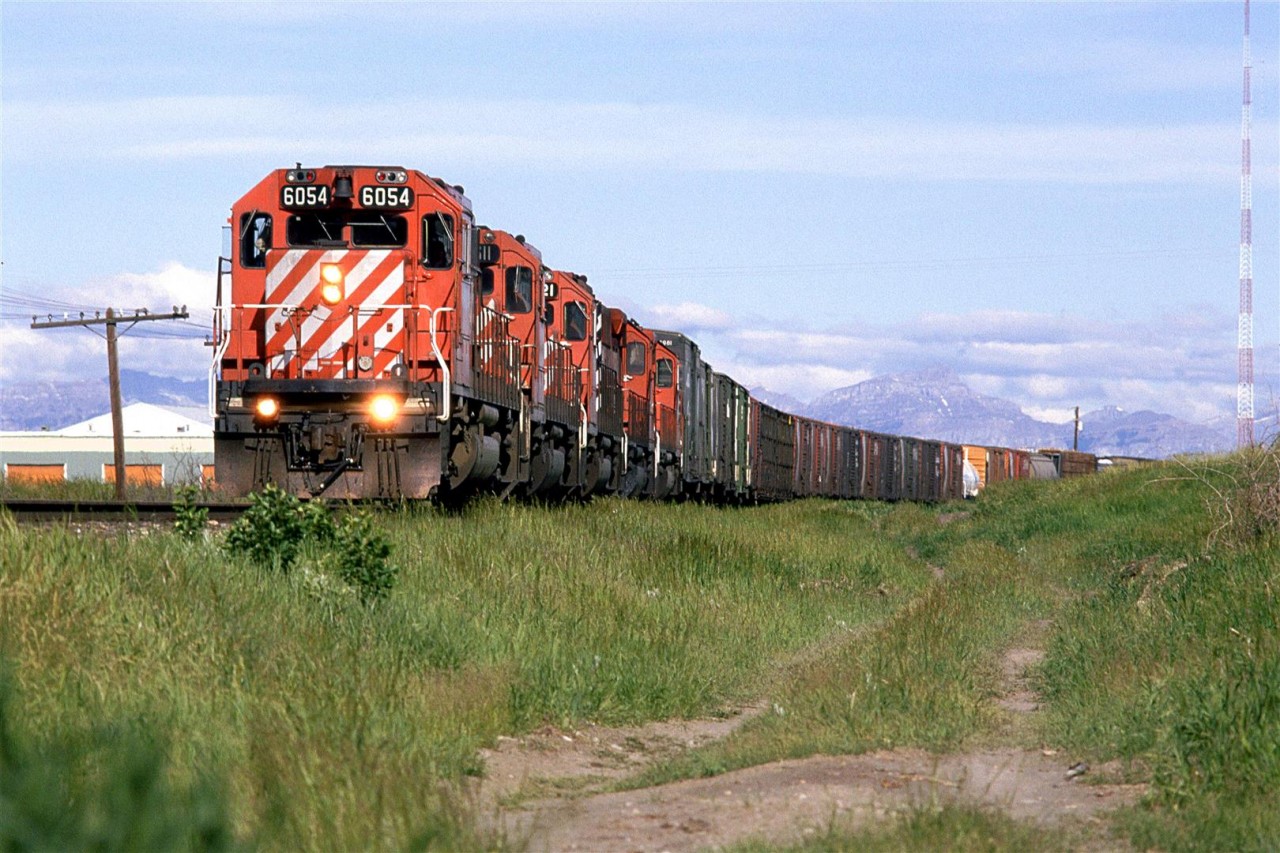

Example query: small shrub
[224,484,309,571]
[223,486,397,602]
[299,497,338,543]
[173,484,209,540]
[333,510,398,604]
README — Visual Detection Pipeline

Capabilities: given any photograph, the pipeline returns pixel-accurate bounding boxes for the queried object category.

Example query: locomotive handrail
[655,429,661,478]
[209,256,233,419]
[429,306,454,423]
[208,321,230,419]
[231,302,421,311]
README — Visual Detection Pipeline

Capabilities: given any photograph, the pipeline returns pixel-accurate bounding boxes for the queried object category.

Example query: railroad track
[0,499,249,523]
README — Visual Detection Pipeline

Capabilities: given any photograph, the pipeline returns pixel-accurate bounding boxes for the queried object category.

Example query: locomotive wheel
[449,427,500,490]
[530,446,566,494]
[583,449,612,495]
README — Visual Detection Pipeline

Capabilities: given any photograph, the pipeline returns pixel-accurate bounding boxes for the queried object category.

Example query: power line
[588,245,1236,281]
[30,306,191,499]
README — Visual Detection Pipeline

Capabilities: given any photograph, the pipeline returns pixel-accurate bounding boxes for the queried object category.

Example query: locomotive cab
[613,316,681,498]
[547,270,623,496]
[212,165,509,499]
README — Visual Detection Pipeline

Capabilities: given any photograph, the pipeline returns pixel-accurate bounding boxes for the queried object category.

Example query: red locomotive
[212,164,976,503]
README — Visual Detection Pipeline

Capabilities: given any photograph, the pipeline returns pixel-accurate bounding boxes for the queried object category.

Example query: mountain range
[0,370,206,432]
[755,366,1233,458]
[1,366,1234,458]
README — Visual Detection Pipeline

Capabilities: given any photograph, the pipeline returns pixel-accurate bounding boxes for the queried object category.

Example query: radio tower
[1237,0,1255,448]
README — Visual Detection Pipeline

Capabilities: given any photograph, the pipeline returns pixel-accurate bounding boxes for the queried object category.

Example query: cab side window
[564,301,588,341]
[626,341,646,376]
[239,212,272,268]
[422,213,455,268]
[506,266,533,314]
[657,357,674,388]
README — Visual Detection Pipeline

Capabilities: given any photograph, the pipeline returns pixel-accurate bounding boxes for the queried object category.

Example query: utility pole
[31,306,189,499]
[1073,406,1081,452]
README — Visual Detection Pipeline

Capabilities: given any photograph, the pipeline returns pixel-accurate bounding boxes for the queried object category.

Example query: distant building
[1,402,213,486]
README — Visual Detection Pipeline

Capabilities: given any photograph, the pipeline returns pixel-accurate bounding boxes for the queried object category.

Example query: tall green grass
[635,458,1278,851]
[0,497,923,849]
[4,453,1277,850]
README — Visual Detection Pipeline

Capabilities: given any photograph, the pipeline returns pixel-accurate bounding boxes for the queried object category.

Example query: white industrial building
[1,402,213,486]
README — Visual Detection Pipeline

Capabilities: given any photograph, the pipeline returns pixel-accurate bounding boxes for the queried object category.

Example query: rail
[544,342,580,426]
[1,499,249,523]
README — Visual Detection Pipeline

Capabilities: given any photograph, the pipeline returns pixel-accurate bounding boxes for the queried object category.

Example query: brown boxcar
[749,399,795,502]
[1039,448,1097,478]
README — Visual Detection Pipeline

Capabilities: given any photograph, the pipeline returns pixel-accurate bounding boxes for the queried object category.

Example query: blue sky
[2,1,1277,427]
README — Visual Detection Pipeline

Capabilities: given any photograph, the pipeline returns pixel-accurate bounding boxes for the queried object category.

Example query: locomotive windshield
[351,215,407,246]
[657,357,674,388]
[286,212,408,248]
[626,341,646,375]
[506,266,534,314]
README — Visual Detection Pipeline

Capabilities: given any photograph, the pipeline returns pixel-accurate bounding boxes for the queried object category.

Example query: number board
[359,185,414,209]
[280,184,331,209]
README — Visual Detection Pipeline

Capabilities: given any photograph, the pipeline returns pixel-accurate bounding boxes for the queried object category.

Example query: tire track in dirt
[475,612,1145,850]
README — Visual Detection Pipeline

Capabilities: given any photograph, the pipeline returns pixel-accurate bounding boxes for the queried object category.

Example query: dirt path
[476,622,1145,851]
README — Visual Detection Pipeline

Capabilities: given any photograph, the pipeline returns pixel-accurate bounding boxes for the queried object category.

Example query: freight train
[210,164,1089,502]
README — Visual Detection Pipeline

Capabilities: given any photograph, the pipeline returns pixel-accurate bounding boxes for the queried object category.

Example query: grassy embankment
[2,450,1278,850]
[659,451,1280,852]
[0,494,925,849]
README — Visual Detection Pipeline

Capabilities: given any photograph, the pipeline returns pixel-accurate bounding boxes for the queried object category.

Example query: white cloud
[718,361,875,403]
[6,95,1267,186]
[645,302,733,332]
[1023,406,1079,424]
[1,263,214,384]
[680,304,1254,424]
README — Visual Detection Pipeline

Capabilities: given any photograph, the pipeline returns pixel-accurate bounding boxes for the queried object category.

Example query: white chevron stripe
[307,256,403,372]
[265,250,346,350]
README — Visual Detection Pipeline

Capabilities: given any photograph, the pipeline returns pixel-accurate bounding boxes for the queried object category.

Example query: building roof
[54,402,213,438]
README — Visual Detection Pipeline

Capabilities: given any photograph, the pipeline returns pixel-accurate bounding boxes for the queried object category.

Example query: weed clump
[223,484,396,603]
[224,484,309,570]
[333,510,397,604]
[1155,642,1280,806]
[1201,445,1280,549]
[173,484,209,540]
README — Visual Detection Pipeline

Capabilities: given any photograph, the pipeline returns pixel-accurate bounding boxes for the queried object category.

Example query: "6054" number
[359,185,414,209]
[280,185,331,208]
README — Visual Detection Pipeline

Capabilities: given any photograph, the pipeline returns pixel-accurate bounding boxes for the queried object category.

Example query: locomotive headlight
[319,264,344,304]
[370,394,399,424]
[254,397,280,422]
